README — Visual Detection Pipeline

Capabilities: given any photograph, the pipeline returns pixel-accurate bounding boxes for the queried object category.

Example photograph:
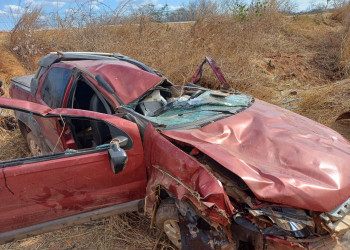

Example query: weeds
[9,6,49,71]
[332,3,350,77]
[2,1,350,249]
[1,212,174,250]
[5,0,350,126]
[7,0,345,92]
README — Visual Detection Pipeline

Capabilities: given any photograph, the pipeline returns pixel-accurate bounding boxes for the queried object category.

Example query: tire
[26,132,43,156]
[156,198,182,249]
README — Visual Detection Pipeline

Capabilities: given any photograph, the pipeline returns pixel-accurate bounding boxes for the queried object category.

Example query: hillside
[1,10,350,249]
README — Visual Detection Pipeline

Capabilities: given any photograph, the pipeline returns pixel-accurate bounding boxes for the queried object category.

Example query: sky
[0,0,327,30]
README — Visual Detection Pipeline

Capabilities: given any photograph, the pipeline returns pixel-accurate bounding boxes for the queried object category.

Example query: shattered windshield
[123,80,254,129]
[145,90,253,127]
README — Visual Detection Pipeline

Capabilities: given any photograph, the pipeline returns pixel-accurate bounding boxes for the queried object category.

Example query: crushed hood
[162,100,350,212]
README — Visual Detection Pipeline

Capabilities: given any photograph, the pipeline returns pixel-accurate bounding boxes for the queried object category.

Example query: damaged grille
[321,198,350,237]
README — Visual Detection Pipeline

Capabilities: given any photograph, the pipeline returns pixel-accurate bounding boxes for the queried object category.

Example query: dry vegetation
[1,213,174,250]
[5,2,350,132]
[1,1,350,249]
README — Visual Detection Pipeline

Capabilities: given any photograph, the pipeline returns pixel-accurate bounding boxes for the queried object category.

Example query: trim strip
[0,200,141,244]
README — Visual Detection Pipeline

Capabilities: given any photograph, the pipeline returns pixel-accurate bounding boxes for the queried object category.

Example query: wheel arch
[155,187,238,250]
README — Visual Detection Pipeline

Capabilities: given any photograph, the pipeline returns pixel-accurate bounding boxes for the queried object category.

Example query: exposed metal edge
[58,51,114,56]
[0,199,141,245]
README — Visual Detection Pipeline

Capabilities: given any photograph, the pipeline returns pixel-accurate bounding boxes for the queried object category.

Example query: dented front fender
[143,123,235,226]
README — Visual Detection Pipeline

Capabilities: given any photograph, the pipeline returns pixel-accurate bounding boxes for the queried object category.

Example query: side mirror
[108,136,128,174]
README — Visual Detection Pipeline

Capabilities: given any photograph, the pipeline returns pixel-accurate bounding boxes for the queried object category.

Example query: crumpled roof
[66,60,164,105]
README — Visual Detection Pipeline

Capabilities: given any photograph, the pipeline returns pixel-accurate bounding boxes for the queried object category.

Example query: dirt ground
[0,213,174,250]
[1,12,350,250]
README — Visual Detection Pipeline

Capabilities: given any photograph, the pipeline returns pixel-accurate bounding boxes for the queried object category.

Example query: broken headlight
[237,206,315,238]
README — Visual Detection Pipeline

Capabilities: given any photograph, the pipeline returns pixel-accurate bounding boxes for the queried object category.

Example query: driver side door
[0,98,146,243]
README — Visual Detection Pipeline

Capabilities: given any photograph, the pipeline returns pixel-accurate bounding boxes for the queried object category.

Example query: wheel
[156,198,182,249]
[26,132,43,156]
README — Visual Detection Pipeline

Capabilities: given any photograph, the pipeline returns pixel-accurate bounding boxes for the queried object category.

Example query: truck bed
[11,74,35,93]
[11,74,36,101]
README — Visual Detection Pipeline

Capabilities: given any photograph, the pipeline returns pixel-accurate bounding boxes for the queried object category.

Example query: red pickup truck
[2,52,350,249]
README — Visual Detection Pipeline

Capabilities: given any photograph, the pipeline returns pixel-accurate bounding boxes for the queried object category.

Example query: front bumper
[320,198,350,237]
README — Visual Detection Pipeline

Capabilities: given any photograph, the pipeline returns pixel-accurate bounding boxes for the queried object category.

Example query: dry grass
[8,7,347,108]
[330,3,350,77]
[1,213,174,250]
[0,120,30,161]
[0,33,26,85]
[2,4,350,249]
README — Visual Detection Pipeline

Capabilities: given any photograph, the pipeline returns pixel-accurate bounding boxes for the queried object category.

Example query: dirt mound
[269,53,330,83]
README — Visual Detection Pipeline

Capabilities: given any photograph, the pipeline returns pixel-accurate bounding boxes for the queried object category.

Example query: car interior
[65,74,206,151]
[68,76,114,149]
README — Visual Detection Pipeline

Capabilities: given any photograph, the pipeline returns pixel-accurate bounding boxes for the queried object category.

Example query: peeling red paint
[144,124,235,226]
